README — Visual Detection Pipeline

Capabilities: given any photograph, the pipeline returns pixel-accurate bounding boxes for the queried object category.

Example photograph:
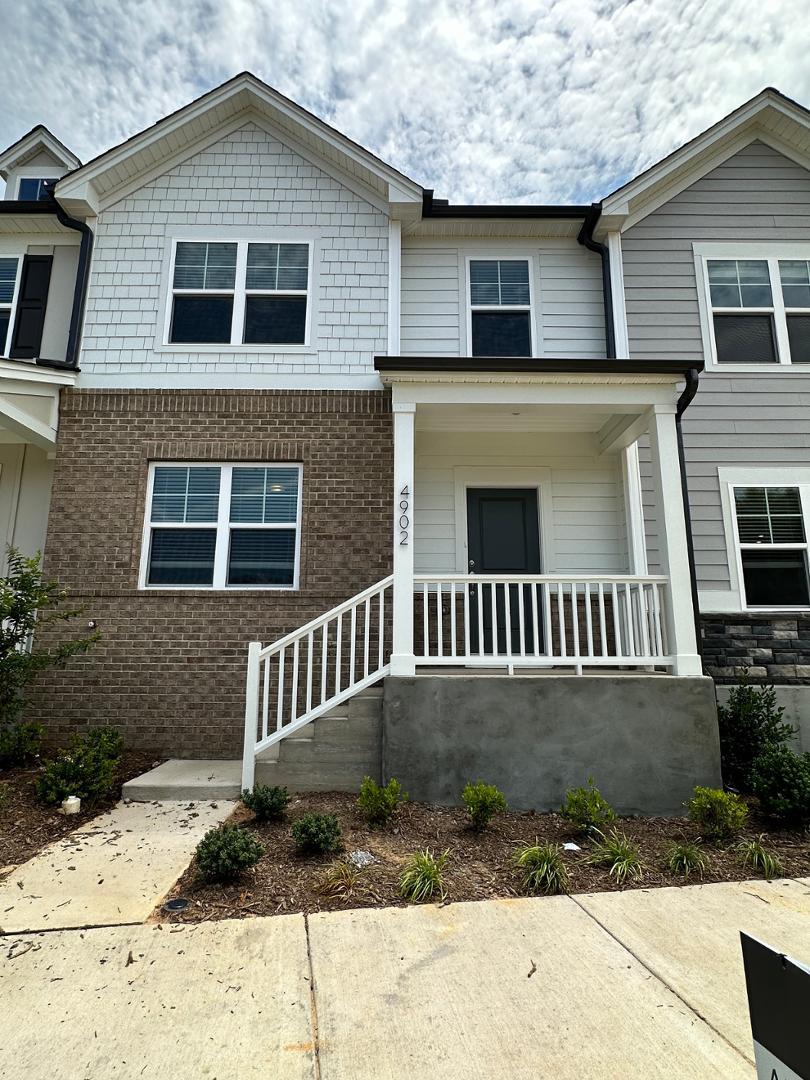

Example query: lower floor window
[733,485,810,607]
[142,462,301,589]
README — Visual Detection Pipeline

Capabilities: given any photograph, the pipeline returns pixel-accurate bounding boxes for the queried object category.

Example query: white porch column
[647,406,702,675]
[391,401,415,675]
[621,442,648,575]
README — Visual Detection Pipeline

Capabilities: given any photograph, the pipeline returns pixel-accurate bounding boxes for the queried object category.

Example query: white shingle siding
[81,123,388,378]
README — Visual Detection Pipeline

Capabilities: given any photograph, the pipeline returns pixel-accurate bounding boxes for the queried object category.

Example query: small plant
[318,859,368,901]
[291,812,342,855]
[665,839,709,879]
[737,835,782,881]
[195,824,264,882]
[36,726,123,805]
[717,674,795,791]
[357,776,406,827]
[588,828,643,884]
[561,777,615,833]
[461,780,507,831]
[750,745,810,828]
[687,786,748,840]
[513,840,569,895]
[242,783,290,822]
[400,848,449,902]
[0,720,43,769]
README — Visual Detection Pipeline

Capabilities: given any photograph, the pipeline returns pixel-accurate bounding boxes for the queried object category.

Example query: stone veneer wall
[701,614,810,684]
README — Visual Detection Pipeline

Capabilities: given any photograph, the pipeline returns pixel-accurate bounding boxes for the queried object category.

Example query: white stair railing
[242,576,393,789]
[413,574,671,673]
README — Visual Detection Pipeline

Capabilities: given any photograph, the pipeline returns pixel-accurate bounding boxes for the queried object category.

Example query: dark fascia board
[374,356,704,377]
[0,200,61,215]
[422,201,591,220]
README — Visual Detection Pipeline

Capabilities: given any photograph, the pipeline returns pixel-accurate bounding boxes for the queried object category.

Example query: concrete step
[122,759,242,802]
[256,759,374,792]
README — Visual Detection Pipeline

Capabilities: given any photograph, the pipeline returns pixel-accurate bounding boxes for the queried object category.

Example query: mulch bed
[0,750,160,870]
[161,791,810,923]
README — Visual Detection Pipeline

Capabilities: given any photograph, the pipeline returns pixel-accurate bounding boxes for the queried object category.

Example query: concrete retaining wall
[382,675,721,816]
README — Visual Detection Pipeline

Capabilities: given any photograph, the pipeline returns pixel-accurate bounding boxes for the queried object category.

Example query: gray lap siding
[28,388,393,757]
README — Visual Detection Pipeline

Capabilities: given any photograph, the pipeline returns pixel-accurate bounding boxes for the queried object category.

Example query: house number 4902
[398,485,410,546]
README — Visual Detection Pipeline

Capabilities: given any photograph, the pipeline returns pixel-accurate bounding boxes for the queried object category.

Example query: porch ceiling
[415,402,622,434]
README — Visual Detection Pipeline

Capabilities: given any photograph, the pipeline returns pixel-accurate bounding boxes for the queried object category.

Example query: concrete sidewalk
[3,878,809,1078]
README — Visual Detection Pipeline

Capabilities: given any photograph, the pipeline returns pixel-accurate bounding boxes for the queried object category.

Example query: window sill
[154,343,316,355]
[139,585,299,592]
[706,363,810,374]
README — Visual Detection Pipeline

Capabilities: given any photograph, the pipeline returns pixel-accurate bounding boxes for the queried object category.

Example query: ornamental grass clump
[195,824,264,882]
[560,777,615,833]
[687,786,748,841]
[665,839,709,880]
[513,841,569,895]
[357,776,406,827]
[588,828,643,884]
[317,859,369,901]
[291,812,342,855]
[400,849,448,903]
[737,835,782,881]
[242,783,290,822]
[461,781,507,831]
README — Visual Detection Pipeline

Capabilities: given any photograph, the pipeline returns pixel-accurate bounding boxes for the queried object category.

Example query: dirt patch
[0,751,160,870]
[161,791,810,922]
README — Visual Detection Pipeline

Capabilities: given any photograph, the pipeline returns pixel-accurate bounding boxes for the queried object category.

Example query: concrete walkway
[4,878,810,1078]
[0,800,233,933]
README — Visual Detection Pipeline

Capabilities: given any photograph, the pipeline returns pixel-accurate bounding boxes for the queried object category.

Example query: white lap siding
[413,430,627,574]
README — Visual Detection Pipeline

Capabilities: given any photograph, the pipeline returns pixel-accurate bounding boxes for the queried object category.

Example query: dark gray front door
[466,488,541,654]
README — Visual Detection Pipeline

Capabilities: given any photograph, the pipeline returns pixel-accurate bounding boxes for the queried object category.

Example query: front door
[466,488,542,654]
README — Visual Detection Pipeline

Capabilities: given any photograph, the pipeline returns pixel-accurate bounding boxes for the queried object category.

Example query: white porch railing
[413,574,672,672]
[241,575,393,789]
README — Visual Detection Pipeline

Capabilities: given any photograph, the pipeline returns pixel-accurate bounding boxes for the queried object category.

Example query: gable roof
[600,88,810,231]
[0,124,80,180]
[55,71,424,219]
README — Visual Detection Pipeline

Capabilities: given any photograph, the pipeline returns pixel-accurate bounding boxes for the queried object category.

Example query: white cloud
[2,0,807,202]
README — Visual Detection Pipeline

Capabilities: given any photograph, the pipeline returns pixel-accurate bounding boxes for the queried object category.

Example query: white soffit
[54,73,424,219]
[599,89,810,232]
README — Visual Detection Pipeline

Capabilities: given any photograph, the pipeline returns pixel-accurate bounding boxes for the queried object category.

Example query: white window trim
[0,254,22,357]
[718,466,810,612]
[161,237,315,352]
[452,467,554,574]
[13,166,62,199]
[139,461,303,591]
[464,255,539,359]
[694,241,810,372]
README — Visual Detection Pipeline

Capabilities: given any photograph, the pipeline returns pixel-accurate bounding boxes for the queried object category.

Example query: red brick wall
[29,388,393,757]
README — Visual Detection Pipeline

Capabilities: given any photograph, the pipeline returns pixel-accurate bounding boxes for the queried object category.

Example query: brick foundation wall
[701,614,810,684]
[29,388,393,757]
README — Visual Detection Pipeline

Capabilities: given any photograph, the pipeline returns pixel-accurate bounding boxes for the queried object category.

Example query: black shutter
[10,255,53,360]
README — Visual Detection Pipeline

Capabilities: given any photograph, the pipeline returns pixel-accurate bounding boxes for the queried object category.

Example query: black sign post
[741,932,810,1079]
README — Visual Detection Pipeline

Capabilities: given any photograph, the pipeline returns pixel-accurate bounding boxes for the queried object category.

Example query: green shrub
[242,783,290,822]
[750,745,810,828]
[665,840,708,879]
[0,720,42,769]
[35,726,123,806]
[195,825,264,882]
[400,848,448,902]
[718,676,795,790]
[588,828,643,884]
[291,812,342,855]
[687,786,748,840]
[513,841,569,895]
[737,835,782,880]
[461,780,507,831]
[357,776,406,827]
[561,777,615,833]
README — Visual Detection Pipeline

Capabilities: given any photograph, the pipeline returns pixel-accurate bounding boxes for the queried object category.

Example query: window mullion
[213,466,232,588]
[232,244,248,346]
[770,257,792,364]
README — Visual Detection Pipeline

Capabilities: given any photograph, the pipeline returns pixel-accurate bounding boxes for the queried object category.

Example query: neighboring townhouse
[2,74,809,813]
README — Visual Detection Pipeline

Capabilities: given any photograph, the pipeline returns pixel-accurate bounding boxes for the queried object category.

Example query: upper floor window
[704,255,810,366]
[733,486,809,607]
[168,240,310,347]
[469,258,532,357]
[17,178,56,201]
[141,462,302,589]
[0,257,19,354]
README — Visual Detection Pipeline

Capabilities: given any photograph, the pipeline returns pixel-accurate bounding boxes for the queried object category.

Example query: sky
[2,0,808,204]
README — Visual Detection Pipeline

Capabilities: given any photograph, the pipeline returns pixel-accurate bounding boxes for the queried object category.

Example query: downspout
[676,368,704,664]
[44,186,93,371]
[577,202,616,358]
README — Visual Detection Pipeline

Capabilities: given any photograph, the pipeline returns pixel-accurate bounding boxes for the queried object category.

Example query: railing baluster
[321,623,328,705]
[276,647,286,731]
[476,582,484,656]
[349,605,356,685]
[517,582,526,657]
[504,580,512,656]
[584,582,593,659]
[611,583,622,659]
[291,639,300,723]
[334,613,342,696]
[363,597,371,678]
[623,582,636,658]
[262,656,270,743]
[450,581,457,658]
[571,582,580,666]
[651,582,664,656]
[306,631,314,713]
[557,582,566,658]
[598,583,607,658]
[436,582,443,658]
[490,581,498,655]
[463,583,470,658]
[423,582,429,658]
[543,582,552,659]
[378,587,385,672]
[639,583,652,659]
[532,582,541,658]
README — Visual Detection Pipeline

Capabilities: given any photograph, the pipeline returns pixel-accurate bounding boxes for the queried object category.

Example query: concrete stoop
[122,688,383,801]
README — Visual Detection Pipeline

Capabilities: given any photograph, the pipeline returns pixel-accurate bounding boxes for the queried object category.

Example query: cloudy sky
[2,0,807,203]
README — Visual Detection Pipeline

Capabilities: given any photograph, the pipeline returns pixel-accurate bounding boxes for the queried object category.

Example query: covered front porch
[381,358,703,679]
